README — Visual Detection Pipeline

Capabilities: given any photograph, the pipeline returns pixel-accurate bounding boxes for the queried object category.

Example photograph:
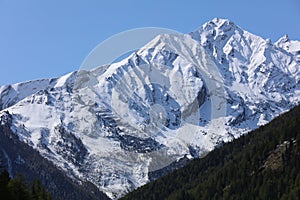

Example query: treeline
[122,104,300,200]
[0,169,52,200]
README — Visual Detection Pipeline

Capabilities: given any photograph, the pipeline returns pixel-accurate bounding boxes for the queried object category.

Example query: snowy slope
[0,72,77,110]
[0,18,300,199]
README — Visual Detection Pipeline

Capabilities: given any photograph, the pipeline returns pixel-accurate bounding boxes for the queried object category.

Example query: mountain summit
[0,18,300,199]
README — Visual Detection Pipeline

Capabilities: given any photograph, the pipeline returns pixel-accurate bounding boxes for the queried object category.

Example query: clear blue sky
[1,0,299,85]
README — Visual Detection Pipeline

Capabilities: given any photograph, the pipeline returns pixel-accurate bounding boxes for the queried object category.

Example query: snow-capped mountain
[1,18,300,199]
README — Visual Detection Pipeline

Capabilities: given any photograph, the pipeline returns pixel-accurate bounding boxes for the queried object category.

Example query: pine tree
[0,169,12,199]
[7,174,30,200]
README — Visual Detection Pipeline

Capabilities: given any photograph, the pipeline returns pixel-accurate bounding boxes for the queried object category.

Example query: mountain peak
[199,18,237,33]
[207,17,235,27]
[275,34,300,57]
[275,34,290,46]
[189,18,241,47]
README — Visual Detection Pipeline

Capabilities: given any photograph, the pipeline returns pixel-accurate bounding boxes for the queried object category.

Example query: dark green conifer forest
[0,169,52,200]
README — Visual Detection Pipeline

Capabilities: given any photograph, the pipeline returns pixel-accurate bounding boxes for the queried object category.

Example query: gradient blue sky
[1,0,300,85]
